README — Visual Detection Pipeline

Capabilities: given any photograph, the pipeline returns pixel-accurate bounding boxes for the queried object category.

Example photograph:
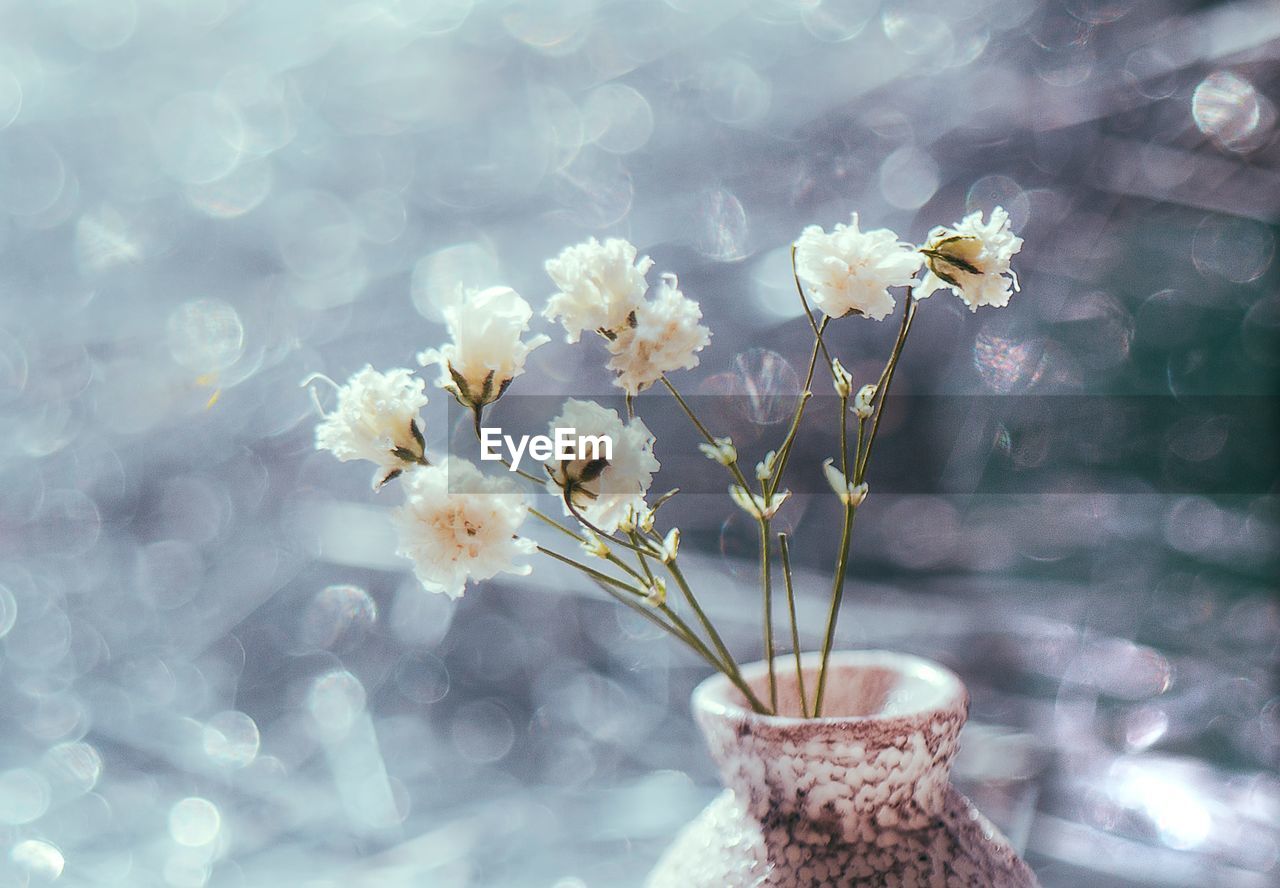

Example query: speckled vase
[648,651,1038,888]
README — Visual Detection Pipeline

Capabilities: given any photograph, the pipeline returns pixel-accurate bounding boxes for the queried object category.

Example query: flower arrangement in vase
[306,208,1038,887]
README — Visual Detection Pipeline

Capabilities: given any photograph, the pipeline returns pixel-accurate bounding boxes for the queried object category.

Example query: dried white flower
[392,459,535,599]
[698,436,737,466]
[853,383,877,419]
[729,485,791,520]
[606,274,710,395]
[310,365,428,489]
[831,357,853,399]
[822,458,868,507]
[794,213,922,321]
[660,527,680,563]
[545,399,660,533]
[418,286,549,410]
[917,207,1023,311]
[544,237,653,343]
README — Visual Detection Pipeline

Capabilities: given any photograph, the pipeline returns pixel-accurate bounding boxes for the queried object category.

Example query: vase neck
[693,652,969,841]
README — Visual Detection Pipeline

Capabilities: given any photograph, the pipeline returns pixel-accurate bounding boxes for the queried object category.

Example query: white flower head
[794,213,922,321]
[310,365,427,489]
[698,436,737,466]
[544,237,653,343]
[606,274,711,396]
[917,206,1023,311]
[545,399,660,533]
[418,285,549,411]
[392,458,535,599]
[822,458,868,507]
[729,485,791,520]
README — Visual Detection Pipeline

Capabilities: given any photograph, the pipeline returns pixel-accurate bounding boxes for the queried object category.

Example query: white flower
[794,213,922,321]
[729,485,791,520]
[544,237,653,343]
[391,459,535,599]
[545,399,660,533]
[311,365,427,489]
[917,207,1023,311]
[852,383,877,419]
[822,458,868,507]
[698,436,737,466]
[418,286,549,410]
[606,274,711,395]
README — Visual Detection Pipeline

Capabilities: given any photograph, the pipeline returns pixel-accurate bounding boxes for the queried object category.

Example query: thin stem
[812,502,857,716]
[563,495,660,558]
[530,506,648,585]
[664,558,766,714]
[812,294,916,715]
[767,320,827,498]
[791,245,833,370]
[778,533,808,718]
[759,516,777,713]
[536,544,723,678]
[470,412,546,484]
[659,375,753,492]
[858,293,916,482]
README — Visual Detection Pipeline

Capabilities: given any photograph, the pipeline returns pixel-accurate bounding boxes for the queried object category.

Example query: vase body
[647,651,1038,888]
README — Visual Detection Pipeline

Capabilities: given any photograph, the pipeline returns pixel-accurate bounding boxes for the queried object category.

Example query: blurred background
[0,0,1278,885]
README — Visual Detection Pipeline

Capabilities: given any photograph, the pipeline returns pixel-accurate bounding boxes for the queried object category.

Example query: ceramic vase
[647,651,1038,887]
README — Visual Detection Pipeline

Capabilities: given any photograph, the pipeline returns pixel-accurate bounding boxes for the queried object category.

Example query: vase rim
[693,649,966,725]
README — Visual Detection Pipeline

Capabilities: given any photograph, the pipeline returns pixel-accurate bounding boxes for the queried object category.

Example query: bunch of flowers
[307,210,1022,716]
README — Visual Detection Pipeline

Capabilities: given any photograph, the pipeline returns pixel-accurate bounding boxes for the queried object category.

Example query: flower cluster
[309,209,1024,715]
[545,238,710,396]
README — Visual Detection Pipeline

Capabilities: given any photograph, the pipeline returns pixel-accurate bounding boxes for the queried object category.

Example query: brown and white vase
[648,651,1038,888]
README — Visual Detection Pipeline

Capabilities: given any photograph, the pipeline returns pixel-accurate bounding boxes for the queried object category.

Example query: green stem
[759,516,776,713]
[812,501,857,717]
[535,544,736,691]
[791,245,833,370]
[563,494,660,558]
[778,533,808,718]
[664,558,766,714]
[659,375,753,492]
[857,293,916,482]
[767,320,827,498]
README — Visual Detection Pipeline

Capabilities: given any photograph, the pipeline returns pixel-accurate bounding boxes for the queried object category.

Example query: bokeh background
[1,0,1278,885]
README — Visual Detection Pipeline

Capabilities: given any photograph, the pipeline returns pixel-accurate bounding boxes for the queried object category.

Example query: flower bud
[831,358,853,399]
[581,532,610,560]
[697,436,737,466]
[822,458,869,507]
[853,384,877,419]
[755,450,777,482]
[644,578,667,607]
[660,527,680,563]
